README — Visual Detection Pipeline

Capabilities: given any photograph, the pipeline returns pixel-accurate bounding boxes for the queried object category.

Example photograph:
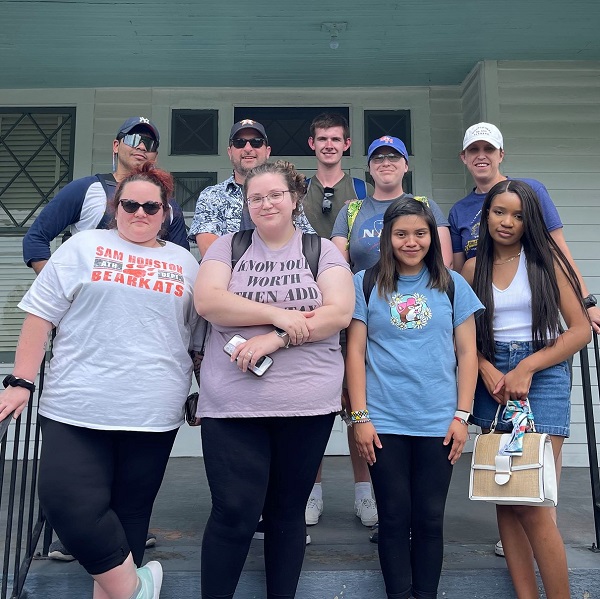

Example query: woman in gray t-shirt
[195,160,354,598]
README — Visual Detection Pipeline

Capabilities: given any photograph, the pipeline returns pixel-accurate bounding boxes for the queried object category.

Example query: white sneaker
[305,497,324,526]
[494,540,505,557]
[355,498,378,527]
[136,560,163,599]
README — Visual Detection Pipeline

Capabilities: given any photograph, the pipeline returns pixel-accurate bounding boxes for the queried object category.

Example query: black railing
[580,333,600,551]
[0,364,49,599]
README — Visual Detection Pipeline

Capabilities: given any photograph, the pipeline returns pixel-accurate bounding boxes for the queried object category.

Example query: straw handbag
[469,407,557,506]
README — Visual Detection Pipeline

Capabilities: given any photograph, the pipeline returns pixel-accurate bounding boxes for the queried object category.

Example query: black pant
[369,435,453,599]
[38,416,177,575]
[200,413,335,599]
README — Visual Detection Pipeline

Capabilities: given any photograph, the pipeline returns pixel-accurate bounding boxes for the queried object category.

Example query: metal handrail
[580,333,600,551]
[0,364,47,599]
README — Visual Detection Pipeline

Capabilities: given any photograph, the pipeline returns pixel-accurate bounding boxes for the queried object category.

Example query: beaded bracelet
[350,409,369,422]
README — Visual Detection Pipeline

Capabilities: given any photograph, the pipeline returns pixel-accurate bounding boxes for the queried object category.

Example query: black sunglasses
[322,187,334,214]
[120,133,159,153]
[230,137,266,149]
[119,200,163,215]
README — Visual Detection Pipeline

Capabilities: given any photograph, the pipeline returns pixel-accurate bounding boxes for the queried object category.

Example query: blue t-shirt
[448,178,562,259]
[352,267,484,437]
[331,194,449,274]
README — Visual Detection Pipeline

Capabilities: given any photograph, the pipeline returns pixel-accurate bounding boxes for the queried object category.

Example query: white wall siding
[429,86,466,219]
[494,60,600,466]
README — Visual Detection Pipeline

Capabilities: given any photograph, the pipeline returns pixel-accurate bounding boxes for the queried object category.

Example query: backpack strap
[346,199,363,248]
[231,229,254,271]
[94,173,118,229]
[231,230,321,280]
[352,178,368,200]
[363,264,380,306]
[301,233,321,280]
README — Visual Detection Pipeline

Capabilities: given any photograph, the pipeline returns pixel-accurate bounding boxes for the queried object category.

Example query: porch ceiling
[1,0,599,89]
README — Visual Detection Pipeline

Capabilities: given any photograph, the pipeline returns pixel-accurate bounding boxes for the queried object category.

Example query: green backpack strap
[346,199,363,249]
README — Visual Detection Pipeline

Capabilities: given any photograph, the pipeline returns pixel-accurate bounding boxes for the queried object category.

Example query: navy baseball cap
[116,117,160,143]
[367,136,409,164]
[229,119,268,143]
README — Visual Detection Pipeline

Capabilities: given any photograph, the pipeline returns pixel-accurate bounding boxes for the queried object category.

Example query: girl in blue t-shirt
[346,197,483,599]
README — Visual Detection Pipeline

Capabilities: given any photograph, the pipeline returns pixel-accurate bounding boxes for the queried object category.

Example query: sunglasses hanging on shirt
[322,187,334,213]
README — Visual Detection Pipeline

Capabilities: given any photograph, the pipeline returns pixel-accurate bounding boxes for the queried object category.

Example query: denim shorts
[471,340,571,437]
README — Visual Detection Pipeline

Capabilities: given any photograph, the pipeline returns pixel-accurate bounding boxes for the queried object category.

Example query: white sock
[355,482,372,502]
[309,483,323,500]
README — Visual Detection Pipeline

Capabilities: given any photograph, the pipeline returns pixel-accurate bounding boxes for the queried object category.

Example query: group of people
[0,113,597,599]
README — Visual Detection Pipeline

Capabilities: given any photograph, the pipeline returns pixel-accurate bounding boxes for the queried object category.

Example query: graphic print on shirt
[356,214,385,258]
[389,292,432,330]
[234,256,319,311]
[91,245,185,296]
[465,208,482,255]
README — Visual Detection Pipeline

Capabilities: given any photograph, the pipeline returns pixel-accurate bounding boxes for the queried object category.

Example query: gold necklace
[494,251,521,265]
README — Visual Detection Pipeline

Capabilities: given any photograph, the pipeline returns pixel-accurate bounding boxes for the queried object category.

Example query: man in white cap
[450,122,598,330]
[24,116,189,273]
[188,119,314,258]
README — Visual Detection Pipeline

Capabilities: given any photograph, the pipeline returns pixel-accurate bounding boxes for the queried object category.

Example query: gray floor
[22,456,600,598]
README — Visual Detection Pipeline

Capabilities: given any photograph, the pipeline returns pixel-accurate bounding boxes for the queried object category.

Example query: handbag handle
[490,399,536,433]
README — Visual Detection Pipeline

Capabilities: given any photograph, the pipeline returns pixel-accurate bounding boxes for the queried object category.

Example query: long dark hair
[377,197,450,299]
[473,179,586,362]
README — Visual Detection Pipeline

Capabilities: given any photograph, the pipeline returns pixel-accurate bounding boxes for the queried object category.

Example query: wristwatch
[583,294,597,309]
[3,375,36,393]
[274,327,291,348]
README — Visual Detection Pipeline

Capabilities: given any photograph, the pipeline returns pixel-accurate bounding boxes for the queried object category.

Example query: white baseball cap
[462,122,503,151]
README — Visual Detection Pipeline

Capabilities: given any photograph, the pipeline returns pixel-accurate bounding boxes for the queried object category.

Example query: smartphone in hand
[224,334,273,377]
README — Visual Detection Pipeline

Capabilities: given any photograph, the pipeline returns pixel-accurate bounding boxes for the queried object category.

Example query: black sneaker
[145,532,157,548]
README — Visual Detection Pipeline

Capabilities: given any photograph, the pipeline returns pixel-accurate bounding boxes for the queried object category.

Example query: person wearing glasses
[188,119,315,258]
[331,136,453,274]
[1,163,205,599]
[23,116,189,274]
[195,160,354,599]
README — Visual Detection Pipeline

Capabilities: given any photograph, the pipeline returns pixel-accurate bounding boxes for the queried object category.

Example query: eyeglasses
[322,187,334,214]
[370,153,404,164]
[120,133,159,153]
[230,137,266,149]
[246,190,290,209]
[119,200,163,215]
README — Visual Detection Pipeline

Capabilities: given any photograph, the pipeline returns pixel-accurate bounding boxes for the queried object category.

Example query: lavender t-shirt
[198,229,350,418]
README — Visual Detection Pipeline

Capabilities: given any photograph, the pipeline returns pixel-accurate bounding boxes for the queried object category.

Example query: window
[171,109,218,155]
[0,109,75,360]
[233,107,350,156]
[364,110,411,155]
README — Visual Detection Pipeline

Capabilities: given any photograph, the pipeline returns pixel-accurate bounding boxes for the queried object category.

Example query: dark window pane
[172,172,217,217]
[364,110,411,156]
[171,110,218,155]
[234,107,350,156]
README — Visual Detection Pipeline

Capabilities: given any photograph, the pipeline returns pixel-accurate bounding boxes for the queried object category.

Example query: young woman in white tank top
[462,179,590,599]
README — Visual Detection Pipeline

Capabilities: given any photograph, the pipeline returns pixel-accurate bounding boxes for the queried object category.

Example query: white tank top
[492,251,532,342]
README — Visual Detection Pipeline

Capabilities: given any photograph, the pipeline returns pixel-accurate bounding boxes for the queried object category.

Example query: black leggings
[200,413,335,599]
[38,416,177,575]
[369,435,453,599]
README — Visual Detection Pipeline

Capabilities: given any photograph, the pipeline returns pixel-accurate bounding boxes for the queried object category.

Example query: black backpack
[362,263,455,314]
[230,229,321,280]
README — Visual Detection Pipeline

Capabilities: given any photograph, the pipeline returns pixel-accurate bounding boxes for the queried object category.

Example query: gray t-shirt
[302,173,374,238]
[331,194,449,273]
[19,229,204,432]
[198,229,350,418]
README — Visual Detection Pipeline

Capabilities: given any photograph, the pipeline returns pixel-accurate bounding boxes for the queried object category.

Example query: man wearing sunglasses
[188,119,315,257]
[23,116,189,273]
[303,113,373,238]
